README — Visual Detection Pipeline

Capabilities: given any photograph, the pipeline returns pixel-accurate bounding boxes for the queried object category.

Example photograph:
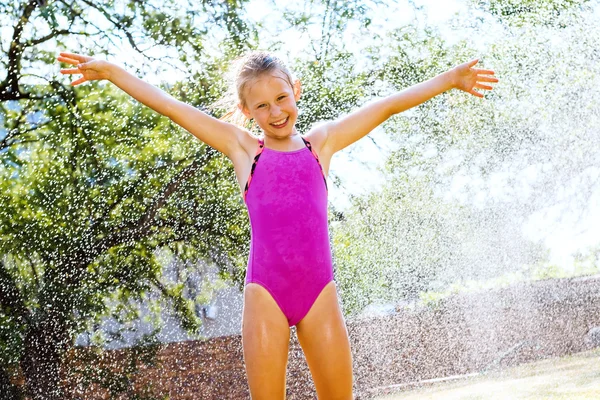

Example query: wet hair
[210,51,296,130]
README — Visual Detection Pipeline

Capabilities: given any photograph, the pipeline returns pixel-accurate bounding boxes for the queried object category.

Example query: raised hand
[452,59,498,98]
[56,52,112,86]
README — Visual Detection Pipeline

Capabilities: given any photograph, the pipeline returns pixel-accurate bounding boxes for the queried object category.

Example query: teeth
[272,117,287,125]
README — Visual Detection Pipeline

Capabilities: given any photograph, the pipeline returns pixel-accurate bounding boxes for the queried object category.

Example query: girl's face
[238,71,301,139]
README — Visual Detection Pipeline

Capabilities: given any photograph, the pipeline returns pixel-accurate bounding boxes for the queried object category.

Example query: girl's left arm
[321,59,498,155]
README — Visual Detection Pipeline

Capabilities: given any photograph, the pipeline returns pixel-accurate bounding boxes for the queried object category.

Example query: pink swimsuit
[243,135,333,327]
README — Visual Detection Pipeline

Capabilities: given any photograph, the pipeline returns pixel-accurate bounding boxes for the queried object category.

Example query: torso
[241,126,333,328]
[228,127,332,199]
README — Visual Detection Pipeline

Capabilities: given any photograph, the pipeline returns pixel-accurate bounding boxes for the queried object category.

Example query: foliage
[63,340,167,399]
[471,0,592,26]
[332,178,463,316]
[274,0,384,61]
[0,0,255,398]
[1,0,598,396]
[294,50,373,134]
[330,0,598,318]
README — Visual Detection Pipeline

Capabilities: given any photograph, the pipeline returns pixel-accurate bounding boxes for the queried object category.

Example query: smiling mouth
[270,117,289,128]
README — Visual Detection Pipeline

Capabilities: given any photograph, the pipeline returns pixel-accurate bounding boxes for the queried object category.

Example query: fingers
[466,59,479,67]
[70,77,87,86]
[477,75,499,83]
[57,52,90,85]
[477,69,496,75]
[60,68,80,75]
[57,55,79,65]
[57,52,92,66]
[475,83,494,90]
[58,52,83,61]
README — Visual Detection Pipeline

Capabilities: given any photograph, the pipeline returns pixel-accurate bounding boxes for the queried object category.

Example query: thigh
[296,281,354,400]
[242,283,291,400]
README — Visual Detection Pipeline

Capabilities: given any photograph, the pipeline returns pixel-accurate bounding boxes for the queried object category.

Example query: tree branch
[25,29,70,46]
[0,0,42,100]
[94,156,205,254]
[91,157,193,233]
[79,0,163,64]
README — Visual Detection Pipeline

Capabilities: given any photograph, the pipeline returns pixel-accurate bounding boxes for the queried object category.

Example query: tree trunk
[21,312,71,400]
[0,366,24,400]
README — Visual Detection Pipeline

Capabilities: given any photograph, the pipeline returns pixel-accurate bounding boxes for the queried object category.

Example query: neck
[262,129,303,150]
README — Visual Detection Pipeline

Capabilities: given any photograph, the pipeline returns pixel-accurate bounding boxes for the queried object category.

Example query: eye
[257,104,266,109]
[278,95,286,100]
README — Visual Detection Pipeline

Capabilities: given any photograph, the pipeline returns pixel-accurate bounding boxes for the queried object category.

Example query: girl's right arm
[57,52,245,160]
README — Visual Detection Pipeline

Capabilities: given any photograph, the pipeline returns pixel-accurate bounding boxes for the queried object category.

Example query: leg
[242,283,291,400]
[296,281,354,400]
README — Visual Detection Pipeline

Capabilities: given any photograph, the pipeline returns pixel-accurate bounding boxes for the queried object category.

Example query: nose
[270,104,281,116]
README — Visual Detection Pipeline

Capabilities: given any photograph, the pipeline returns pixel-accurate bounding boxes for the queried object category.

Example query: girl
[56,50,497,399]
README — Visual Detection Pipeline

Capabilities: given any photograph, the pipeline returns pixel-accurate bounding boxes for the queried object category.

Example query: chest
[232,146,331,198]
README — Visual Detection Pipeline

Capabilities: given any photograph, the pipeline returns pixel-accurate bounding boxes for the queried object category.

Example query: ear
[237,103,251,119]
[293,79,302,101]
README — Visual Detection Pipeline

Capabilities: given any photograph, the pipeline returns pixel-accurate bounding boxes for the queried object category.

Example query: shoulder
[305,121,333,158]
[227,127,260,166]
[236,128,260,155]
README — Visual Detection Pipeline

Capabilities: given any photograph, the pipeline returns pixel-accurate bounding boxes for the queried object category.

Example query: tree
[0,1,255,398]
[330,0,600,317]
[470,0,591,25]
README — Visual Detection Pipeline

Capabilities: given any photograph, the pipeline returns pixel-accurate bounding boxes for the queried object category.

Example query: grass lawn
[373,348,600,400]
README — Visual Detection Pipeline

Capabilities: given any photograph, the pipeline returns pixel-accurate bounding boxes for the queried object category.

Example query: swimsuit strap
[301,137,329,192]
[243,137,265,201]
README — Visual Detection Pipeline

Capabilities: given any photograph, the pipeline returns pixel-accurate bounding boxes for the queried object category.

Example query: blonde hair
[210,51,296,131]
